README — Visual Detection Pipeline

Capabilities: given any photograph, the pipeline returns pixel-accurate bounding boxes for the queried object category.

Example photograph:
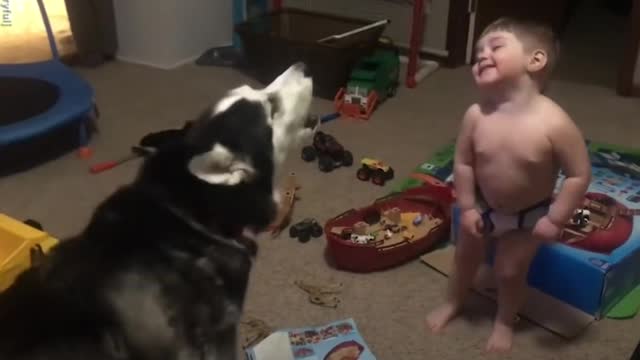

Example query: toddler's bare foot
[425,302,460,333]
[485,321,513,353]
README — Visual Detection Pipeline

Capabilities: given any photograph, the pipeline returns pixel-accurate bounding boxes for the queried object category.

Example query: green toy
[607,285,640,319]
[335,44,400,120]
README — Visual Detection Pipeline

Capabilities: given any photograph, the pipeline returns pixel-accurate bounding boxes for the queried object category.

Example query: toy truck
[0,214,58,292]
[301,131,353,172]
[356,157,395,186]
[334,46,400,120]
[289,218,323,243]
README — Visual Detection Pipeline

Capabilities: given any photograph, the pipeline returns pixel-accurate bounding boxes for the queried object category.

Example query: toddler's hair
[481,17,560,84]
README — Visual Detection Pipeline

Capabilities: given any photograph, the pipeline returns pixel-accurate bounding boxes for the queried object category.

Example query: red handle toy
[89,146,152,174]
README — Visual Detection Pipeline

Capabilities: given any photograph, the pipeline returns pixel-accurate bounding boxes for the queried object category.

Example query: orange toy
[267,172,300,236]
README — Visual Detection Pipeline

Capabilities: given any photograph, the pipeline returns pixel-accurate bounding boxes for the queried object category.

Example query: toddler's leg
[487,230,541,353]
[426,229,488,333]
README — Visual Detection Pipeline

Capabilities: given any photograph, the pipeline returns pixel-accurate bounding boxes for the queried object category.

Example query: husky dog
[0,62,315,360]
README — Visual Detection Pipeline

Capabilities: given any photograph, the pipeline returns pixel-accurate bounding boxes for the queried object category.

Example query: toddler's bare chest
[472,119,552,166]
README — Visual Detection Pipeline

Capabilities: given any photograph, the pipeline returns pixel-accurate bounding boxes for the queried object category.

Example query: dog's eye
[268,94,281,118]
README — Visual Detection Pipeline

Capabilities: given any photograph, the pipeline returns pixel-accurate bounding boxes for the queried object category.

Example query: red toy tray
[324,184,454,273]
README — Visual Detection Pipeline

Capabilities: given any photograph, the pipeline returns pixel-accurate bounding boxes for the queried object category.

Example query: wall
[283,0,450,56]
[113,0,232,69]
[174,0,232,66]
[634,50,640,88]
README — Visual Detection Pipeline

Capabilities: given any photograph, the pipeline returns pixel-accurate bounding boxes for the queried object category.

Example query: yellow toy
[356,157,395,186]
[0,214,58,292]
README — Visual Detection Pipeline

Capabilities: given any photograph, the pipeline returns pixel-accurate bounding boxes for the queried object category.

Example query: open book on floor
[245,318,376,360]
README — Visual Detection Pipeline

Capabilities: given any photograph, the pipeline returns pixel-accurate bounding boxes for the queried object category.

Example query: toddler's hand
[461,208,483,239]
[532,216,563,243]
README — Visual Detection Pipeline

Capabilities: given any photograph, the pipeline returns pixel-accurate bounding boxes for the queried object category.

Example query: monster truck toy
[289,218,324,243]
[356,157,394,186]
[301,131,353,172]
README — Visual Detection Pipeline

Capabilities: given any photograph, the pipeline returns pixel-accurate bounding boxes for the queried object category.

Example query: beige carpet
[2,59,640,360]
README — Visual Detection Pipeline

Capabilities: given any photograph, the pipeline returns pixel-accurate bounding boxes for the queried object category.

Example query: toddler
[426,17,592,353]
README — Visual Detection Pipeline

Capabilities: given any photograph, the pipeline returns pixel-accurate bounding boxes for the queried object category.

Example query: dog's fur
[0,63,314,360]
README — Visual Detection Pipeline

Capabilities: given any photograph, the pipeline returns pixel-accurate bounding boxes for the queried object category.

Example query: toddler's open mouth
[478,63,495,75]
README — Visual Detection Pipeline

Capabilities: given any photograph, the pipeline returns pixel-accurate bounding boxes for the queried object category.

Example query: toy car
[289,218,324,243]
[301,131,353,172]
[356,158,394,186]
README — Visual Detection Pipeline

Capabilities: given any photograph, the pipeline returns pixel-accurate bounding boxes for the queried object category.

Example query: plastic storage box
[235,8,387,99]
[0,214,58,292]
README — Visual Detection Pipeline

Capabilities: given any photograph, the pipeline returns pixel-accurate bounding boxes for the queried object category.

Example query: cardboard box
[406,140,640,334]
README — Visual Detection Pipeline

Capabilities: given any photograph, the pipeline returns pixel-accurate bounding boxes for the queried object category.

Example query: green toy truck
[335,45,400,120]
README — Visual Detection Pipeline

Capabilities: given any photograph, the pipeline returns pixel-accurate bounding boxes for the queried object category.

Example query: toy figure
[382,207,401,224]
[350,234,375,244]
[570,208,591,227]
[426,17,592,353]
[353,221,369,235]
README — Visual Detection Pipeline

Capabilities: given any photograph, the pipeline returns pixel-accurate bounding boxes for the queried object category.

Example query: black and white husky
[0,62,315,360]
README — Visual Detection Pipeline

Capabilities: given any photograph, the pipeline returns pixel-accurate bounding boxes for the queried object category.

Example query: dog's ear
[188,143,256,186]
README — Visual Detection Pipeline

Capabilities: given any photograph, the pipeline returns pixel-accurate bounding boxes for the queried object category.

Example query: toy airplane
[294,279,343,308]
[267,172,300,236]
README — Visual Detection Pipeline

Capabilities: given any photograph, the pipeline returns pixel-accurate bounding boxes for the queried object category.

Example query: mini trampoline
[0,0,97,174]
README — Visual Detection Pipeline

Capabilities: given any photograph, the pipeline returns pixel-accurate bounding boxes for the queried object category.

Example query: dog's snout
[293,62,311,77]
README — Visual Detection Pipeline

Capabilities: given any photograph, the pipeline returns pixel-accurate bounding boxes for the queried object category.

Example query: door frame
[617,0,640,96]
[444,0,640,96]
[443,0,473,67]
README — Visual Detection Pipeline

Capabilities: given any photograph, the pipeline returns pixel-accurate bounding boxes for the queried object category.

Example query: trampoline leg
[77,121,92,159]
[88,102,100,134]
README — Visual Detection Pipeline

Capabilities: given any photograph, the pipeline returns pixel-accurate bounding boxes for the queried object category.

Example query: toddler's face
[472,31,528,88]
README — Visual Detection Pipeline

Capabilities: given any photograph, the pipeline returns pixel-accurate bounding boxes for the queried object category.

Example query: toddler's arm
[454,105,479,210]
[546,113,591,226]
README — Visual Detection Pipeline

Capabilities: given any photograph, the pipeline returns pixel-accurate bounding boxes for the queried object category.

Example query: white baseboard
[115,53,202,70]
[399,55,440,84]
[394,42,449,58]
